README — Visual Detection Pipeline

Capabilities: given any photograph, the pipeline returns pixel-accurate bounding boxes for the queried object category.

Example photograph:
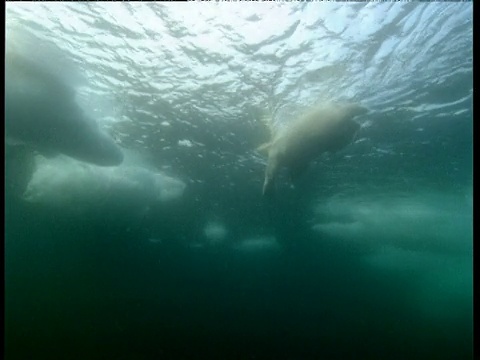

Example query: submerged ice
[23,155,186,212]
[312,191,472,255]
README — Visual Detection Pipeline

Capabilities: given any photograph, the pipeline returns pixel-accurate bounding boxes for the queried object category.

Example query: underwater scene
[5,2,473,360]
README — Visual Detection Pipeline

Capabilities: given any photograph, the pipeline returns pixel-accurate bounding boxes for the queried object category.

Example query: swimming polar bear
[258,102,368,195]
[5,51,123,167]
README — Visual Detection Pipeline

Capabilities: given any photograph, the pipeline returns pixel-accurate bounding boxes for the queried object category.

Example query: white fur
[261,102,367,195]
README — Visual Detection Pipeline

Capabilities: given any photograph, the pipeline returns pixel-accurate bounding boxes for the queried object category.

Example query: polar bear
[258,102,367,195]
[5,51,123,167]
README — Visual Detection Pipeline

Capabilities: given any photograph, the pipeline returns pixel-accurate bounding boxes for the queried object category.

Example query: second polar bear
[258,102,368,195]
